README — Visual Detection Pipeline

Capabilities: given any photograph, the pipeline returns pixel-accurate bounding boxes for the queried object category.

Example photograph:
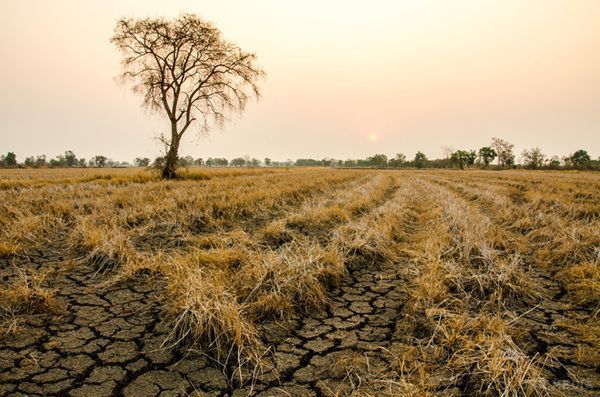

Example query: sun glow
[369,133,378,142]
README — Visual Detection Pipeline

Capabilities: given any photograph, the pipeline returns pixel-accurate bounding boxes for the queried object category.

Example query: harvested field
[0,168,598,396]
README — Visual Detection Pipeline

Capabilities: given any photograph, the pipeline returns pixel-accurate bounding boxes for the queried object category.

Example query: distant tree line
[1,138,597,170]
[0,151,129,168]
[335,138,597,170]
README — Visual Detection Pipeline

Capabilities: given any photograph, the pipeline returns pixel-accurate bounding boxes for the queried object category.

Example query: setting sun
[369,133,378,142]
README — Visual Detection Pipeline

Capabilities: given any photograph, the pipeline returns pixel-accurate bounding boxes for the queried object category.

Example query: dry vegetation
[0,268,63,334]
[0,167,598,396]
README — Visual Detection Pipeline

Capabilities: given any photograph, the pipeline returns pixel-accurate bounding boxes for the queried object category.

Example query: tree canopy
[478,147,497,167]
[111,14,265,178]
[570,149,591,169]
[492,137,515,168]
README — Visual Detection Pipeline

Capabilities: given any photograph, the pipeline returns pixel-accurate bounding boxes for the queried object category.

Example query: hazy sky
[1,0,599,162]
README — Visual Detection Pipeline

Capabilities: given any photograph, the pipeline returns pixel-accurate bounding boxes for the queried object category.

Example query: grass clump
[559,260,600,308]
[0,269,63,333]
[428,310,552,397]
[72,220,139,272]
[161,263,262,374]
[0,241,20,257]
[235,242,346,319]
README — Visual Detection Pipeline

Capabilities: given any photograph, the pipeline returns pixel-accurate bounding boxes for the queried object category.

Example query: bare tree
[491,137,515,168]
[111,14,265,178]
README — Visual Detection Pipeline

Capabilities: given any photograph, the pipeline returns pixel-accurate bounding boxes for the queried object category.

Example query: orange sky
[1,0,599,162]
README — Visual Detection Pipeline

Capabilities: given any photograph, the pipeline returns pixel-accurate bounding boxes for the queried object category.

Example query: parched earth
[517,270,600,396]
[1,244,599,396]
[240,259,413,397]
[1,244,409,397]
[0,247,229,397]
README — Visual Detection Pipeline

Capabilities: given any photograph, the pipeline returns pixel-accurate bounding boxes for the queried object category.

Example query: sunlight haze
[1,0,599,162]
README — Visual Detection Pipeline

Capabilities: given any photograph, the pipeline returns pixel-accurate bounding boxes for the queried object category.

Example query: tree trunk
[162,127,180,179]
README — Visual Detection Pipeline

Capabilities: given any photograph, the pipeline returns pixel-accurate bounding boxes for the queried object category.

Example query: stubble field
[0,167,598,396]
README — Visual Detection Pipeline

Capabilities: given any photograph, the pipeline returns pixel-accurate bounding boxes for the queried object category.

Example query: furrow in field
[0,169,364,260]
[382,175,556,396]
[427,171,600,221]
[155,175,405,372]
[417,174,600,395]
[240,175,425,395]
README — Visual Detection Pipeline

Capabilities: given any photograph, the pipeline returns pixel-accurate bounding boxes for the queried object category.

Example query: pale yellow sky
[1,0,599,161]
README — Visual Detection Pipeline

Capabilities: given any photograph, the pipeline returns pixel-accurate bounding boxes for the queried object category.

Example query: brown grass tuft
[161,263,262,373]
[0,269,63,333]
[0,241,20,257]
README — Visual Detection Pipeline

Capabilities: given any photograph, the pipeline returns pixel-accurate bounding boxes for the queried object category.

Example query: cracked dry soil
[0,242,411,397]
[0,247,229,397]
[1,242,599,396]
[239,259,410,397]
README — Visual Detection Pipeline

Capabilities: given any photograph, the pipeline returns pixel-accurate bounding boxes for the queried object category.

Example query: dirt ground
[1,240,598,396]
[0,239,404,396]
[1,169,599,396]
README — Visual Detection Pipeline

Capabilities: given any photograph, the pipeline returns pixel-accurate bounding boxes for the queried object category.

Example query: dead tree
[111,14,265,178]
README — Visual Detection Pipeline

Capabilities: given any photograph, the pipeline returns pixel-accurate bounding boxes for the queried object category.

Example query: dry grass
[559,261,600,310]
[237,242,346,318]
[161,262,261,365]
[1,167,598,393]
[428,310,551,396]
[0,241,20,257]
[0,167,368,369]
[390,177,556,396]
[145,173,395,366]
[0,268,63,333]
[72,220,140,272]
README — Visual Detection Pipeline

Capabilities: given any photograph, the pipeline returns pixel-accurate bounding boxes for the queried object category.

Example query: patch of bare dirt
[0,247,229,397]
